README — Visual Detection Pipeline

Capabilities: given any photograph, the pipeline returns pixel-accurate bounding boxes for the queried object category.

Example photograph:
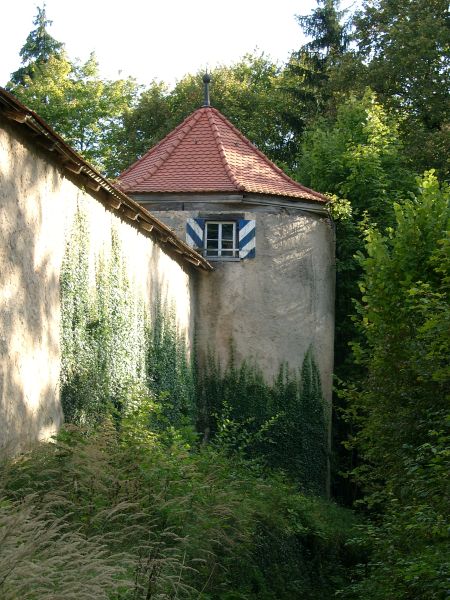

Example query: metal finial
[202,72,211,107]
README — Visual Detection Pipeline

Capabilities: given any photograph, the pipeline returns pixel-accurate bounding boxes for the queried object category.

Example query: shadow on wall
[0,126,63,454]
[195,215,324,378]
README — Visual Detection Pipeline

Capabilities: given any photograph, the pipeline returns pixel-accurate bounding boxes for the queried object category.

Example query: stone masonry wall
[149,206,335,409]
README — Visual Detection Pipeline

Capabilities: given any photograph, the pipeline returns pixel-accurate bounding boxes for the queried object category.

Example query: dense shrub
[341,173,450,598]
[0,404,357,599]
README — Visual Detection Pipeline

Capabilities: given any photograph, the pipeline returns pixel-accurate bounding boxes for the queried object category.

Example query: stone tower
[117,91,335,406]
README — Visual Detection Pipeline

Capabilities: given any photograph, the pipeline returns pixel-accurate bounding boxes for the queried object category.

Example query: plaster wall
[0,120,195,453]
[149,207,335,407]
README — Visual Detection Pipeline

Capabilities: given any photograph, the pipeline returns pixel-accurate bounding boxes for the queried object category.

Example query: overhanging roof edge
[0,87,212,272]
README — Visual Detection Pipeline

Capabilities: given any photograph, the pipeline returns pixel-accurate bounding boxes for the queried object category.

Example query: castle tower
[117,79,335,407]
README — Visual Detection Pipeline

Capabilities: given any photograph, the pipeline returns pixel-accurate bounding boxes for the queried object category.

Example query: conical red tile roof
[117,107,327,203]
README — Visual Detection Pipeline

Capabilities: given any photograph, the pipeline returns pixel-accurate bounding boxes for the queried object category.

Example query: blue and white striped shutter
[186,218,205,250]
[238,219,256,259]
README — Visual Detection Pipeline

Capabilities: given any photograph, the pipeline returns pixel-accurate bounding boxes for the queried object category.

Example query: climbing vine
[60,206,328,493]
[60,206,147,423]
[60,204,194,426]
[146,303,196,429]
[197,348,329,495]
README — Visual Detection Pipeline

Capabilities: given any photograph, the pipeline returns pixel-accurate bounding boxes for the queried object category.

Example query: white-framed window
[186,218,256,260]
[204,221,238,258]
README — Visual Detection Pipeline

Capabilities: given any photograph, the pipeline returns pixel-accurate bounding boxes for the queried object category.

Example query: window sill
[205,257,241,262]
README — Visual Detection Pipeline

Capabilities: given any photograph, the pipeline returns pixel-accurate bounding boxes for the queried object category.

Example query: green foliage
[8,5,64,86]
[341,421,450,599]
[283,0,351,127]
[60,204,197,433]
[146,302,196,429]
[353,0,450,177]
[0,404,357,599]
[341,172,450,597]
[298,89,416,219]
[298,89,417,406]
[350,172,449,480]
[8,15,138,172]
[61,205,147,424]
[197,349,328,495]
[60,206,328,496]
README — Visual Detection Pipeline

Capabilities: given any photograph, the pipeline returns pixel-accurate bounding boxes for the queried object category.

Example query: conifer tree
[9,4,64,86]
[283,0,350,128]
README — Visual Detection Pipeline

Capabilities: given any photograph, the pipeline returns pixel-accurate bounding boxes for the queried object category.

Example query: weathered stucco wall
[149,206,335,407]
[0,120,195,453]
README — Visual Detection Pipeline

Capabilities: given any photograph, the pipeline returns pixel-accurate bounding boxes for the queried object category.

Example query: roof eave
[0,87,212,272]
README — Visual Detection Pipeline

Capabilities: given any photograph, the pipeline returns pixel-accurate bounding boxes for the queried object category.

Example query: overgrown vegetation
[60,202,329,495]
[0,410,356,599]
[60,206,147,424]
[4,2,449,596]
[340,172,450,598]
[198,350,328,495]
[20,192,346,598]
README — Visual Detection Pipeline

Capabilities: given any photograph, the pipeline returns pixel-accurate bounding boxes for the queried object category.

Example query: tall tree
[297,91,417,361]
[283,0,351,131]
[9,4,64,86]
[342,173,449,598]
[106,80,172,177]
[296,91,417,500]
[354,0,450,178]
[9,52,138,172]
[7,7,139,172]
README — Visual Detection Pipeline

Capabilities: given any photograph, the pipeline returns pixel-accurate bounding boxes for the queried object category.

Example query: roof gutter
[0,87,212,272]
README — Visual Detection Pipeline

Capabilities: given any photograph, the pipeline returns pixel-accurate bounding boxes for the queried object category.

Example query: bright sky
[2,0,322,89]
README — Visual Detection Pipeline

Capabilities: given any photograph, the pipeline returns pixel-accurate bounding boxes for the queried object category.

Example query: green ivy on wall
[60,205,328,493]
[60,205,148,424]
[146,302,196,429]
[60,204,194,427]
[197,349,329,495]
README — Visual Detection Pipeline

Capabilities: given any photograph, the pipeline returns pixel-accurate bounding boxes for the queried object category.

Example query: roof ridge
[119,109,203,189]
[209,107,327,201]
[206,109,244,192]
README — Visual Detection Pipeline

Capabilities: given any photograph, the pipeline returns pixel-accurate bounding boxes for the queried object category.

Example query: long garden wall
[0,118,196,453]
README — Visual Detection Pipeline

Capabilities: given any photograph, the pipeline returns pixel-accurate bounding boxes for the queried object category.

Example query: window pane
[221,224,234,239]
[221,250,234,256]
[207,239,218,249]
[222,240,233,249]
[207,249,218,256]
[207,224,219,237]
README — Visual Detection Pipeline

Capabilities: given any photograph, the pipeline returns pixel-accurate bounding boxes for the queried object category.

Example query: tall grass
[0,400,357,599]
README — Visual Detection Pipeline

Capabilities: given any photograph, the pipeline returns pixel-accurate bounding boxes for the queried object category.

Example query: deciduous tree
[9,52,138,172]
[354,0,450,177]
[342,172,450,598]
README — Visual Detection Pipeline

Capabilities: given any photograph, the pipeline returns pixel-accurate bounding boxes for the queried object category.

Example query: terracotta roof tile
[118,107,327,203]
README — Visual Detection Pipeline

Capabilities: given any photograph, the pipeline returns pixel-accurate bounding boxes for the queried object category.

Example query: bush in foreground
[1,400,356,599]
